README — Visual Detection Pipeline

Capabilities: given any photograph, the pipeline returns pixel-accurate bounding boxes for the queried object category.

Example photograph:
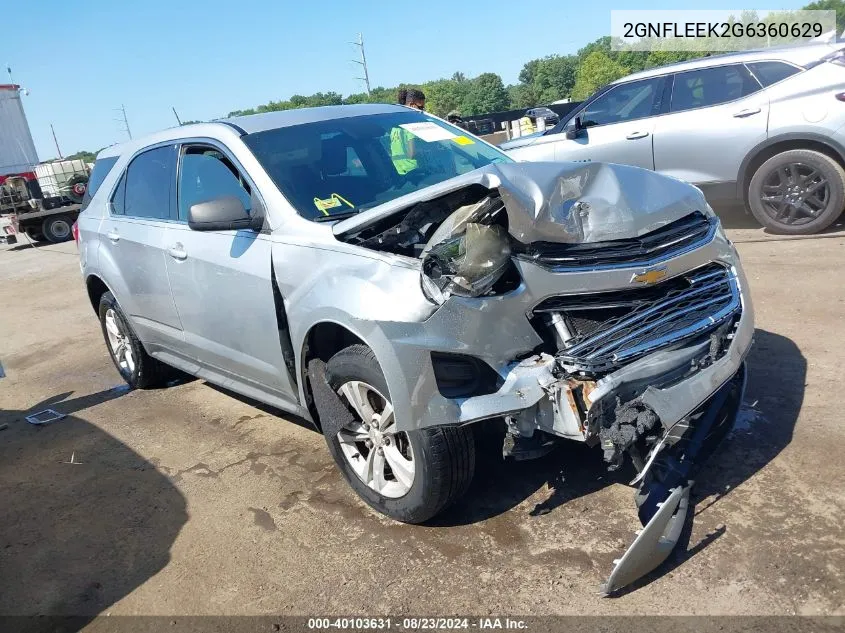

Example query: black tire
[66,174,88,204]
[748,149,845,235]
[98,291,171,389]
[322,344,475,524]
[42,214,74,243]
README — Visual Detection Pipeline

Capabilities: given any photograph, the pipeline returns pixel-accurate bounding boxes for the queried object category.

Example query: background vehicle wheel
[98,291,171,389]
[42,215,74,243]
[66,174,88,204]
[748,149,845,235]
[322,345,475,524]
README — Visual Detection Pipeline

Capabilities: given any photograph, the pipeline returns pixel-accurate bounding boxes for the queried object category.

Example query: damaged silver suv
[77,104,753,593]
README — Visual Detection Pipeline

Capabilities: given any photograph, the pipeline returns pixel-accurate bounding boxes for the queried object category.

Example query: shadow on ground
[0,388,188,620]
[432,329,804,589]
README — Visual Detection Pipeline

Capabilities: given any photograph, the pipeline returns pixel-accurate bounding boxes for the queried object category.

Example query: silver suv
[77,104,753,593]
[503,43,845,234]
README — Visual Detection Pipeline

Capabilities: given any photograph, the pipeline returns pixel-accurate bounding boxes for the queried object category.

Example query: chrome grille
[538,263,740,373]
[517,211,715,270]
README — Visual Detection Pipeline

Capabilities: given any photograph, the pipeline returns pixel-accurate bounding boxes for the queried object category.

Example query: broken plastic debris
[26,409,66,425]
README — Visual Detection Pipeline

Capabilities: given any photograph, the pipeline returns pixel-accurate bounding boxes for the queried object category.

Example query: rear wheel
[98,291,171,389]
[42,214,73,243]
[748,149,845,234]
[322,345,475,523]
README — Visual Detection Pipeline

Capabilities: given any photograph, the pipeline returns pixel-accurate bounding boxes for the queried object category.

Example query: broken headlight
[420,222,511,305]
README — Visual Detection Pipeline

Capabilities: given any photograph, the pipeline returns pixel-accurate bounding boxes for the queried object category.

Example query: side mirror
[188,196,262,232]
[565,116,583,140]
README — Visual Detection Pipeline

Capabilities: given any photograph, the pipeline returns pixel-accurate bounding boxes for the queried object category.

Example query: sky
[6,0,810,160]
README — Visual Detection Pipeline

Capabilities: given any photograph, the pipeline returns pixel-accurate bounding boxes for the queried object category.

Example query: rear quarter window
[80,156,118,211]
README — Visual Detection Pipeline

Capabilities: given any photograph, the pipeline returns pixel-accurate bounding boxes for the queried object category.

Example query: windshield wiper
[314,211,360,222]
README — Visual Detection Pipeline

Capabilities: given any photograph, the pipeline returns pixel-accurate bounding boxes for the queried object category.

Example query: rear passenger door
[652,64,769,198]
[162,142,297,402]
[99,144,184,352]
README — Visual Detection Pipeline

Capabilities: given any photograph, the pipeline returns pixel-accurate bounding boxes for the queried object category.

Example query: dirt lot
[1,211,843,620]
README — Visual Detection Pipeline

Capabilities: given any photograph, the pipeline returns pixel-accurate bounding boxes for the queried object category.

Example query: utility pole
[50,124,63,159]
[5,64,13,85]
[116,104,132,140]
[350,32,371,96]
[172,107,182,126]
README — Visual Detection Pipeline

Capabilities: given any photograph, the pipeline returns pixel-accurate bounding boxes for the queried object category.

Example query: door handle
[106,230,119,243]
[733,107,761,118]
[168,244,187,261]
[626,131,649,140]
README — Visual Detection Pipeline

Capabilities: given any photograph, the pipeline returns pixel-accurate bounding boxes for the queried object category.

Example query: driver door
[162,142,297,402]
[555,75,668,170]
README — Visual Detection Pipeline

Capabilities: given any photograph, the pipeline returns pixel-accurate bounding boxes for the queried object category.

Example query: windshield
[243,111,512,221]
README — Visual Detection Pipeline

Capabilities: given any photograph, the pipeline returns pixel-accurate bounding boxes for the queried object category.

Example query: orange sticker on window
[453,136,474,145]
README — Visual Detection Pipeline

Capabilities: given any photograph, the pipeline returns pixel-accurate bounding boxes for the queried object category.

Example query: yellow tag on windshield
[453,136,474,146]
[314,196,342,214]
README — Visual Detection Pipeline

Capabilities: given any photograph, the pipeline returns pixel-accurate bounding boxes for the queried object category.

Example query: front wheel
[748,149,845,235]
[321,345,475,524]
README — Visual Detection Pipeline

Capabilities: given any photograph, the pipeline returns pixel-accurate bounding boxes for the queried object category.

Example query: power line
[350,32,371,96]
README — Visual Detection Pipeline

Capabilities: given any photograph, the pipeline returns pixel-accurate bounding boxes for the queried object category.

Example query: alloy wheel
[759,162,830,226]
[104,308,135,374]
[336,380,415,498]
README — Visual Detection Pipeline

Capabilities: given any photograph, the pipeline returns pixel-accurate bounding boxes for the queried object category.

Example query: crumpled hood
[333,161,710,245]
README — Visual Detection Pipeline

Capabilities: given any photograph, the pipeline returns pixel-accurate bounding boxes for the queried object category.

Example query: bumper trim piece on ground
[601,484,690,596]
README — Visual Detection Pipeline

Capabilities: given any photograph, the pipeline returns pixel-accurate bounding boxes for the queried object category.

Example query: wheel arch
[85,274,114,315]
[298,320,367,432]
[738,133,845,205]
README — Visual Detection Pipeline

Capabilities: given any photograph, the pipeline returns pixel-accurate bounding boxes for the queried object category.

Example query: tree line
[67,0,843,157]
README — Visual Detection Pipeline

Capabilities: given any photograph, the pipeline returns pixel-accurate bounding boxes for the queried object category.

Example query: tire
[98,291,171,389]
[748,149,845,235]
[322,345,475,524]
[66,174,88,204]
[42,214,74,243]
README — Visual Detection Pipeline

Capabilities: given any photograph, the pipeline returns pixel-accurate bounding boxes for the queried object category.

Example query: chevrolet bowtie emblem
[630,267,668,285]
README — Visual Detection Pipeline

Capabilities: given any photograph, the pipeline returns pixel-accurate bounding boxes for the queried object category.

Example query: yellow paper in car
[314,196,342,214]
[453,136,474,145]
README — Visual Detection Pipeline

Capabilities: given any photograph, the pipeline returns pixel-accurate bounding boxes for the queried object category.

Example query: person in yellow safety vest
[519,115,536,136]
[391,88,426,175]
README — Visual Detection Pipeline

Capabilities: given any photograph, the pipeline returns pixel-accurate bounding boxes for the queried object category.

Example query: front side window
[578,77,665,128]
[243,111,511,221]
[178,146,251,221]
[123,145,176,220]
[671,64,760,113]
[745,61,802,87]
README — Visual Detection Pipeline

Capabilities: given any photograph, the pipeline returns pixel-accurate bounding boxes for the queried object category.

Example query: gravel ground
[0,212,843,622]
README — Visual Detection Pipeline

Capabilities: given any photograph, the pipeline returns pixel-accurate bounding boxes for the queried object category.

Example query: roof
[221,103,408,134]
[613,41,840,84]
[97,103,410,160]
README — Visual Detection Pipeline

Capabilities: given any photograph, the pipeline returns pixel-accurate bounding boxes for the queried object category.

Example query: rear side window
[671,64,760,113]
[746,61,802,87]
[123,145,176,220]
[80,156,118,211]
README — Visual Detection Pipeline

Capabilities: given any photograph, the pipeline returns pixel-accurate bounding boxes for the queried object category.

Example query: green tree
[532,55,578,103]
[572,51,630,100]
[462,73,510,115]
[802,0,844,31]
[423,78,470,116]
[65,150,96,163]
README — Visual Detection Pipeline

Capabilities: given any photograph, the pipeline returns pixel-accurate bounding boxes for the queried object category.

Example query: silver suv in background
[503,43,845,234]
[77,104,753,593]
